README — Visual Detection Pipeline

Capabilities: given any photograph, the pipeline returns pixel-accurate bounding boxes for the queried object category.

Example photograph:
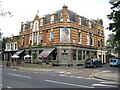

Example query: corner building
[19,6,106,66]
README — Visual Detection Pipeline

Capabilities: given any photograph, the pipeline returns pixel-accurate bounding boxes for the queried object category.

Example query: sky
[0,0,112,42]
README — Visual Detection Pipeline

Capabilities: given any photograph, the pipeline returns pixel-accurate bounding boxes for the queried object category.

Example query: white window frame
[78,17,81,25]
[98,39,101,47]
[90,34,94,46]
[88,21,92,28]
[92,36,94,46]
[50,15,54,23]
[10,43,13,50]
[34,34,37,43]
[33,20,39,31]
[40,19,43,26]
[23,25,25,31]
[86,35,90,45]
[29,35,32,44]
[40,33,43,42]
[14,42,18,50]
[78,32,82,44]
[50,31,54,41]
[6,43,10,50]
[30,22,33,29]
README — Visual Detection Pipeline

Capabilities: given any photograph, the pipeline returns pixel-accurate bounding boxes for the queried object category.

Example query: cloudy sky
[0,0,112,42]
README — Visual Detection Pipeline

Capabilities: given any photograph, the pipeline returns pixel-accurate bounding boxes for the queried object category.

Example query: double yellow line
[89,71,112,82]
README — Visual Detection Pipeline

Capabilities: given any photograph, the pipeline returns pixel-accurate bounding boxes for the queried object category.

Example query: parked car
[85,58,102,68]
[109,58,120,67]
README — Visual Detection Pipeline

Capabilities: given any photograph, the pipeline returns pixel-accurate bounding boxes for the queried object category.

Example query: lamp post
[0,29,3,61]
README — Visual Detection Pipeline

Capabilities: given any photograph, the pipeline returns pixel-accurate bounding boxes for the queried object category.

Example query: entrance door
[103,54,105,64]
[98,55,102,63]
[61,53,68,64]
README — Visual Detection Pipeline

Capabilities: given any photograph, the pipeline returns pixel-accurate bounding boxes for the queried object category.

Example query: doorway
[61,53,68,64]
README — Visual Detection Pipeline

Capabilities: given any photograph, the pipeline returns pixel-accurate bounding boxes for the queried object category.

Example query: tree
[107,1,120,53]
[106,33,116,54]
[95,18,103,25]
[2,37,9,61]
[0,1,13,17]
[106,33,120,54]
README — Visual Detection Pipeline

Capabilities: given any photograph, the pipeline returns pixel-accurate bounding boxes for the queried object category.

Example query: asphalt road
[1,67,119,89]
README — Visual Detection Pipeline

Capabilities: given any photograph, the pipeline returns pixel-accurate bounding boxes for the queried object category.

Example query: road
[1,66,119,89]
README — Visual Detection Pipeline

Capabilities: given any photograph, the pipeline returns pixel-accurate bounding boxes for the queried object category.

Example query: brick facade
[6,5,106,66]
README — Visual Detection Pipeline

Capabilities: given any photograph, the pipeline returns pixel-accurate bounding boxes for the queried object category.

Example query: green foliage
[107,1,120,54]
[33,42,37,46]
[28,43,31,47]
[96,18,103,25]
[2,37,9,50]
[106,33,120,54]
[38,42,42,46]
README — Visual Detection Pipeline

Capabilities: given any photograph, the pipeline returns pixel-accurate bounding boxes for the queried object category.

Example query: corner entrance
[61,53,68,64]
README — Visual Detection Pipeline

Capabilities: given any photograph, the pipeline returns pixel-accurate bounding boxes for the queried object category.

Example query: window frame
[78,32,82,44]
[50,15,54,23]
[86,35,90,45]
[14,42,18,50]
[50,31,54,41]
[39,33,43,42]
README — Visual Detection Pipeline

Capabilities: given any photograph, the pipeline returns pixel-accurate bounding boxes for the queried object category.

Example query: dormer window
[40,19,43,26]
[88,21,92,28]
[30,22,33,29]
[33,20,39,31]
[81,17,87,26]
[78,17,81,25]
[50,15,54,23]
[23,25,25,31]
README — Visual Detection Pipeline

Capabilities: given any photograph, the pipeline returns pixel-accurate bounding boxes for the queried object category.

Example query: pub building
[7,5,106,66]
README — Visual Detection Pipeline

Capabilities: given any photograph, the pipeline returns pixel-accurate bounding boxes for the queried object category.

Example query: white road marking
[59,74,68,77]
[58,72,65,74]
[74,76,82,79]
[94,70,99,71]
[8,73,31,79]
[69,76,75,77]
[58,74,92,80]
[92,84,118,87]
[7,86,12,88]
[45,79,94,88]
[100,82,119,84]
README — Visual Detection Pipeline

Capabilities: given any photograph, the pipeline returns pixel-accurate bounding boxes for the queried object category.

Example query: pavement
[94,71,119,82]
[1,65,120,82]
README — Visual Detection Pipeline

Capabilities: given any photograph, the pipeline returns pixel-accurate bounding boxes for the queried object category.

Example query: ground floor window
[83,50,86,60]
[86,51,89,59]
[73,50,76,60]
[78,50,82,60]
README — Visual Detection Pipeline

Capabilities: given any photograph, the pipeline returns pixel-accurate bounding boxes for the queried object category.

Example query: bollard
[49,62,53,67]
[42,63,46,68]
